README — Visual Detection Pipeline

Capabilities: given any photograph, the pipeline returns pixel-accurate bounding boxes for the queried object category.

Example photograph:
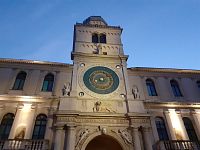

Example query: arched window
[32,114,47,139]
[92,33,98,43]
[170,80,182,97]
[197,81,200,90]
[42,74,54,92]
[146,79,157,96]
[13,71,27,90]
[183,117,198,141]
[99,34,106,43]
[0,113,15,140]
[155,117,169,140]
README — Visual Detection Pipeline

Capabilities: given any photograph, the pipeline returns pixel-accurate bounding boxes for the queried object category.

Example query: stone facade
[0,16,200,150]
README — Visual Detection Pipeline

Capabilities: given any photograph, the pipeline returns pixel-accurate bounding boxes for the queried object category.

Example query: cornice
[128,67,200,75]
[0,58,73,68]
[144,101,200,109]
[0,94,59,103]
[71,52,128,60]
[75,23,123,32]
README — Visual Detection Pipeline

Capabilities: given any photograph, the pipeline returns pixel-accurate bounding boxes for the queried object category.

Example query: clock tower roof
[83,16,108,26]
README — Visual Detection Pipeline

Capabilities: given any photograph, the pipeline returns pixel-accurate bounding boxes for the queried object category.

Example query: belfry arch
[85,135,123,150]
[79,131,130,150]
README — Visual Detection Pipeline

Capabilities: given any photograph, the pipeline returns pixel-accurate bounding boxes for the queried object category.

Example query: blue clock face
[83,66,119,94]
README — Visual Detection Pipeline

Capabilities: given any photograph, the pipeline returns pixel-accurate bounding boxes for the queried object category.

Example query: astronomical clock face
[80,66,120,98]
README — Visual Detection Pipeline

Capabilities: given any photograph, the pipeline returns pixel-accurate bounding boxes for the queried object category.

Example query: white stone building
[0,16,200,150]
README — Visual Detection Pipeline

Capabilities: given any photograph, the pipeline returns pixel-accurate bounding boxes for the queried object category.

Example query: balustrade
[0,139,49,150]
[154,140,200,150]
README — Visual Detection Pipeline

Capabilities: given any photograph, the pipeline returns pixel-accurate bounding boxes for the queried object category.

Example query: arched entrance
[85,135,123,150]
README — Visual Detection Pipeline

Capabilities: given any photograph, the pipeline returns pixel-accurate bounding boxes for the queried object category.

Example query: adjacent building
[0,16,200,150]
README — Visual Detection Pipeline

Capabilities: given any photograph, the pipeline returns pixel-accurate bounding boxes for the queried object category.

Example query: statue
[94,44,102,54]
[93,101,101,112]
[62,82,71,96]
[118,129,132,144]
[132,86,140,99]
[14,127,26,139]
[76,129,90,147]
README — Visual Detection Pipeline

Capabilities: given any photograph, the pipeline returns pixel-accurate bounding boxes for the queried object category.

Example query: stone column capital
[143,126,151,132]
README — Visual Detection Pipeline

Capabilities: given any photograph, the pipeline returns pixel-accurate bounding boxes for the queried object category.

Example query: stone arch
[80,131,129,150]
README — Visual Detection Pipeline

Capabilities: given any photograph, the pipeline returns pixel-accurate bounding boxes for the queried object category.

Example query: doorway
[85,135,123,150]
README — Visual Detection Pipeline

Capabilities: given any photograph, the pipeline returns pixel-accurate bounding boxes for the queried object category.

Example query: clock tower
[56,16,147,150]
[60,16,134,113]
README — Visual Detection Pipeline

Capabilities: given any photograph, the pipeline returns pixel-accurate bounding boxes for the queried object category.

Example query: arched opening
[85,135,123,150]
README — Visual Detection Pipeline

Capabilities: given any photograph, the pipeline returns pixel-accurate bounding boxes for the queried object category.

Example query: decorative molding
[57,117,129,124]
[0,58,72,68]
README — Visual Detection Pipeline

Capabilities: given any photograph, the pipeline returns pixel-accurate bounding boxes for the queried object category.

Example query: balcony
[153,140,200,150]
[0,139,49,150]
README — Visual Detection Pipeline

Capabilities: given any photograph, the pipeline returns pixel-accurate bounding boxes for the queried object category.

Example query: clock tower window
[99,33,106,43]
[92,33,107,44]
[92,33,98,43]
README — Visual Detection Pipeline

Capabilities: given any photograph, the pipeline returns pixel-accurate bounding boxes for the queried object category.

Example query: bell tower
[71,16,124,56]
[60,16,136,113]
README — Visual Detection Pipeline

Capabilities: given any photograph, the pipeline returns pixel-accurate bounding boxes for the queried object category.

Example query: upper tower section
[72,16,124,59]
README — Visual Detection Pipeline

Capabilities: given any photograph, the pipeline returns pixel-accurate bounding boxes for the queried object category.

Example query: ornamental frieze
[57,117,129,124]
[131,118,150,124]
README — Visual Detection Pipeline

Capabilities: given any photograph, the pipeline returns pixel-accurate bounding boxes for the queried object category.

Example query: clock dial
[83,66,119,94]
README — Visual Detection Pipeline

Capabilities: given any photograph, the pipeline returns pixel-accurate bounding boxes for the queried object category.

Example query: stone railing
[0,139,49,150]
[153,140,200,150]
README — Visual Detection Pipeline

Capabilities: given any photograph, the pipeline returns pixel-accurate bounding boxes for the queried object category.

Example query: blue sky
[0,0,200,69]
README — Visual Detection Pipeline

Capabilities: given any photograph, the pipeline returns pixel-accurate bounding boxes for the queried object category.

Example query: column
[5,68,18,93]
[66,125,76,150]
[0,105,5,119]
[164,111,176,140]
[142,127,153,150]
[52,71,60,96]
[132,127,142,150]
[9,104,35,139]
[44,109,54,144]
[70,63,78,96]
[35,70,46,95]
[176,111,189,140]
[54,127,65,150]
[192,109,200,136]
[150,116,159,142]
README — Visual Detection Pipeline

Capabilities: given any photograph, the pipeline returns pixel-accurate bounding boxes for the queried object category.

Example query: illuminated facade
[0,16,200,150]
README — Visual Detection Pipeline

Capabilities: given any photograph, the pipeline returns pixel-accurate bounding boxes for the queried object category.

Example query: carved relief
[76,129,90,148]
[93,101,116,113]
[118,129,132,145]
[111,128,132,145]
[75,128,98,150]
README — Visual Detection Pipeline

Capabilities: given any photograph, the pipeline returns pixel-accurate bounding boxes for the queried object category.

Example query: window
[146,79,157,96]
[197,81,200,90]
[92,33,106,44]
[170,80,182,97]
[99,34,106,43]
[155,117,169,140]
[32,114,47,139]
[13,71,27,90]
[0,113,15,140]
[92,33,98,43]
[183,117,198,141]
[42,74,54,92]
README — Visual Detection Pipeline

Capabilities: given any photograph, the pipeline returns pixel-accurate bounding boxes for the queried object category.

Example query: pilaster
[54,126,65,150]
[65,125,76,150]
[132,127,142,150]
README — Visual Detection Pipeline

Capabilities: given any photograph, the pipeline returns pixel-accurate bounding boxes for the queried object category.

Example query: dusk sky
[0,0,200,69]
